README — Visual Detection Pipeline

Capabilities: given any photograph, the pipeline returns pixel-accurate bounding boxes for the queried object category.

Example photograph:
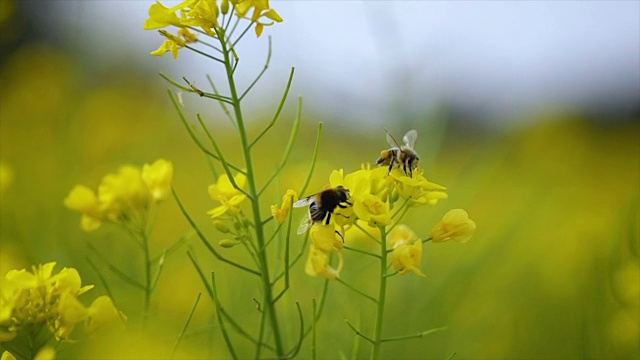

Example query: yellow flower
[0,263,121,343]
[234,0,283,37]
[54,292,90,339]
[305,245,343,280]
[391,168,447,206]
[353,194,391,226]
[180,0,220,34]
[389,225,424,276]
[143,1,188,30]
[98,165,150,221]
[387,224,418,249]
[86,296,123,333]
[329,168,370,228]
[178,27,198,43]
[64,185,103,231]
[430,209,476,243]
[207,172,247,218]
[390,239,425,276]
[270,189,298,224]
[150,39,183,58]
[142,158,174,203]
[310,224,343,252]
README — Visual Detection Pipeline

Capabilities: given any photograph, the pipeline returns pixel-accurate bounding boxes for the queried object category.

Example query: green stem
[216,27,285,357]
[142,231,152,323]
[371,227,388,360]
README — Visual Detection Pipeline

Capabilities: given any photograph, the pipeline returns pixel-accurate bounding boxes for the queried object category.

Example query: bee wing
[293,195,315,208]
[403,130,418,148]
[297,216,314,234]
[385,130,401,148]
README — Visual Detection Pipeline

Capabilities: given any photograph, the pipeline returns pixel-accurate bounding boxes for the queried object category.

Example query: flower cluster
[0,263,122,350]
[64,159,173,232]
[207,172,257,248]
[144,0,283,58]
[300,165,450,279]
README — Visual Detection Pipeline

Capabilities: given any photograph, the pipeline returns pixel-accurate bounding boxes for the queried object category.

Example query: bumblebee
[293,186,351,234]
[376,129,420,177]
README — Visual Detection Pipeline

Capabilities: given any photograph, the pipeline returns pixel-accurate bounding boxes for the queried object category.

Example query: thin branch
[171,293,202,358]
[206,74,235,127]
[343,245,381,259]
[167,90,245,174]
[353,222,381,244]
[240,36,272,101]
[211,272,239,360]
[250,67,295,147]
[273,197,295,303]
[186,251,214,299]
[184,44,226,64]
[336,278,378,304]
[344,319,375,344]
[173,188,260,276]
[285,302,305,359]
[86,243,145,290]
[298,122,322,197]
[258,97,302,196]
[150,248,166,292]
[197,114,251,199]
[380,327,447,343]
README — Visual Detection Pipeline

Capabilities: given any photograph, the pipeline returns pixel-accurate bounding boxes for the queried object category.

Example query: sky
[27,1,640,127]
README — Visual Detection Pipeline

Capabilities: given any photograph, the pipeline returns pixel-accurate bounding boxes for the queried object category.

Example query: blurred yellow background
[1,2,639,359]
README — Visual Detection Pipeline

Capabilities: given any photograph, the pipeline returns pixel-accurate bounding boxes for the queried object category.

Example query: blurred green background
[1,1,638,359]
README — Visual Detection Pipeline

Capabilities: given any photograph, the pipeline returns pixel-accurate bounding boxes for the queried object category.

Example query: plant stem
[216,27,284,357]
[371,227,388,360]
[142,231,152,323]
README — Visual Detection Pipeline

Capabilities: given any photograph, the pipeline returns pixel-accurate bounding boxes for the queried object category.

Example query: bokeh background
[1,1,638,359]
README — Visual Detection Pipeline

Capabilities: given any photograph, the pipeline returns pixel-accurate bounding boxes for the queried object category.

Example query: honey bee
[293,186,351,234]
[376,129,420,177]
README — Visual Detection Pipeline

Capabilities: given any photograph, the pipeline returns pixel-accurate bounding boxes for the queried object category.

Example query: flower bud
[218,239,239,248]
[213,221,231,233]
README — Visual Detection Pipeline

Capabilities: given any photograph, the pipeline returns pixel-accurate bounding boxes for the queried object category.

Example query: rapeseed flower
[391,168,447,205]
[207,172,247,218]
[0,262,122,346]
[151,39,183,58]
[143,0,282,40]
[388,225,425,276]
[305,245,343,280]
[64,159,174,231]
[270,189,297,224]
[430,209,476,243]
[143,1,186,30]
[141,158,174,202]
[310,223,344,252]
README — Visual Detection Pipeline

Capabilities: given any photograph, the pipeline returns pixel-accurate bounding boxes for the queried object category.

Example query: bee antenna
[381,125,402,148]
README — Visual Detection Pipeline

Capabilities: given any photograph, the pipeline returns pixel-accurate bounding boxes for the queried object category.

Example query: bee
[376,129,420,177]
[293,186,351,235]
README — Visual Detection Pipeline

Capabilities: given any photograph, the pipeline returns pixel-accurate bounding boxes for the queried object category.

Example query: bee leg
[334,230,345,243]
[325,212,332,225]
